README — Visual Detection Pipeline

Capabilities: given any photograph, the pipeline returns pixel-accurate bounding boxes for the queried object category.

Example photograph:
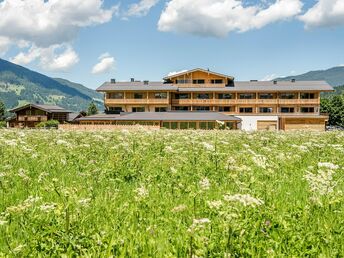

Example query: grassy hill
[276,66,344,87]
[0,59,103,111]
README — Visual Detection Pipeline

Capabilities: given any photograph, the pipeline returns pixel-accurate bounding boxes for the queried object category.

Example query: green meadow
[0,129,343,257]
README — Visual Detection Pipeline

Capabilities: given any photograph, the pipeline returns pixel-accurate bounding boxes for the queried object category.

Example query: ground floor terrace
[75,112,241,130]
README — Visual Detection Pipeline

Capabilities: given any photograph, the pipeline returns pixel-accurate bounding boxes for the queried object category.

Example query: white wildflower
[188,218,211,234]
[78,198,92,206]
[135,186,149,200]
[171,204,187,213]
[199,177,211,190]
[13,244,26,254]
[202,142,215,151]
[56,139,68,145]
[318,162,339,170]
[224,194,264,207]
[207,200,223,210]
[252,155,267,169]
[40,203,57,213]
[0,220,8,226]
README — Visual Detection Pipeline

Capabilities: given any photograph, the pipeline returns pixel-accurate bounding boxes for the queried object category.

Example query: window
[218,106,232,112]
[174,106,190,111]
[108,93,123,99]
[259,107,273,113]
[194,106,210,111]
[134,93,144,99]
[132,107,145,112]
[171,122,178,129]
[218,93,232,99]
[199,122,207,130]
[109,107,123,112]
[300,107,315,113]
[175,93,190,99]
[176,79,191,84]
[239,93,255,99]
[155,107,167,112]
[239,107,253,113]
[280,107,295,113]
[211,79,223,84]
[196,93,210,99]
[180,122,188,129]
[259,93,274,99]
[189,122,197,129]
[226,122,234,129]
[300,93,315,99]
[280,93,296,99]
[154,92,167,99]
[162,122,170,129]
[193,79,205,84]
[208,122,215,129]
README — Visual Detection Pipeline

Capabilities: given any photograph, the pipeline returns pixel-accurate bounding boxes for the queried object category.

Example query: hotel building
[78,68,333,130]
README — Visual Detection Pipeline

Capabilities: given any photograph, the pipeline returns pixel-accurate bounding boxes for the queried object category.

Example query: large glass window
[193,79,205,84]
[132,107,145,112]
[239,107,253,113]
[162,122,170,129]
[300,107,315,113]
[155,107,167,112]
[154,92,167,99]
[109,107,123,112]
[170,122,178,129]
[239,93,256,99]
[280,93,296,99]
[300,93,315,99]
[196,93,210,99]
[280,107,295,113]
[134,93,144,99]
[211,79,223,84]
[199,122,207,130]
[180,122,188,129]
[175,93,190,99]
[189,122,197,129]
[218,106,232,112]
[176,79,191,84]
[174,106,190,111]
[259,107,273,113]
[194,106,210,111]
[259,93,274,99]
[218,93,232,99]
[208,122,215,129]
[108,93,123,99]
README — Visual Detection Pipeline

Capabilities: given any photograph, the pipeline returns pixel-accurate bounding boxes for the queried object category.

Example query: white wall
[236,116,279,131]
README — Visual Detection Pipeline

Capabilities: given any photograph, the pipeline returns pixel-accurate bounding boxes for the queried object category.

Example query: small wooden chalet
[8,104,72,128]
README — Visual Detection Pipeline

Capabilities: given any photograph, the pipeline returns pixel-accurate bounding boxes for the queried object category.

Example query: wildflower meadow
[0,129,344,257]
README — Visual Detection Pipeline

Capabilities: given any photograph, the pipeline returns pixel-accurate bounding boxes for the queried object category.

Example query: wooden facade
[95,68,333,131]
[9,104,71,128]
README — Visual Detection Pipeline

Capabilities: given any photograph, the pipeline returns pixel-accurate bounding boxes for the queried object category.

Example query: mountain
[276,66,344,87]
[0,58,103,111]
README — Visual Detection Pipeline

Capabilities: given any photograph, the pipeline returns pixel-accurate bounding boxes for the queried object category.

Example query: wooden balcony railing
[105,99,169,105]
[17,116,48,122]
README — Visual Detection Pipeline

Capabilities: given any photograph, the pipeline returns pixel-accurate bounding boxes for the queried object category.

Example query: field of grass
[0,129,344,257]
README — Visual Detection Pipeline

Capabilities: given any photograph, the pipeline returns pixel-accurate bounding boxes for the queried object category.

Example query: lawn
[0,129,344,257]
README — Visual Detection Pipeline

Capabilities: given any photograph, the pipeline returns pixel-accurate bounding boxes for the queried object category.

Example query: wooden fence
[59,124,160,131]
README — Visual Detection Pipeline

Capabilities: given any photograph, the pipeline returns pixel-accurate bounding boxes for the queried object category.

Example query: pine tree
[0,100,5,120]
[87,102,98,116]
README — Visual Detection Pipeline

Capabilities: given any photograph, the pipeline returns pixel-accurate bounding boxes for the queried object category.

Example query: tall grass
[0,129,343,256]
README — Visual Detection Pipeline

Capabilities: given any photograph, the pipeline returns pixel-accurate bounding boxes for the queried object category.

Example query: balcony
[278,99,320,105]
[105,99,169,105]
[17,115,48,122]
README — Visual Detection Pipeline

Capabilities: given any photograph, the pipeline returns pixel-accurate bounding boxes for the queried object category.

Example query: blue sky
[0,0,344,89]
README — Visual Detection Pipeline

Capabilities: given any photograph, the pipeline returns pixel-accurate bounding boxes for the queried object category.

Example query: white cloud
[11,44,79,72]
[0,0,117,70]
[127,0,159,17]
[167,70,188,76]
[92,53,115,74]
[261,74,278,81]
[158,0,303,37]
[0,36,11,56]
[300,0,344,28]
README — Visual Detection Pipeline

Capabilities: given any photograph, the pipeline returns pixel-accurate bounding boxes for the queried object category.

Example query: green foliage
[87,102,98,116]
[0,100,5,120]
[35,120,60,129]
[321,93,344,127]
[0,121,6,128]
[0,130,344,256]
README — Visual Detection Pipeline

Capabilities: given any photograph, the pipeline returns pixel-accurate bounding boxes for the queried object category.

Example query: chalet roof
[77,112,241,122]
[163,68,235,80]
[67,113,83,122]
[96,80,333,92]
[177,80,334,92]
[97,81,177,92]
[10,104,72,113]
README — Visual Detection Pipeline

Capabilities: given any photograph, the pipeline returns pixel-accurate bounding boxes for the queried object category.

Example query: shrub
[36,120,59,129]
[0,120,6,128]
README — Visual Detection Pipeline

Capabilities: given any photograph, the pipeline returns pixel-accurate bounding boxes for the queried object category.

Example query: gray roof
[10,103,72,113]
[77,112,241,122]
[163,68,235,80]
[97,80,333,92]
[67,113,82,122]
[97,81,177,92]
